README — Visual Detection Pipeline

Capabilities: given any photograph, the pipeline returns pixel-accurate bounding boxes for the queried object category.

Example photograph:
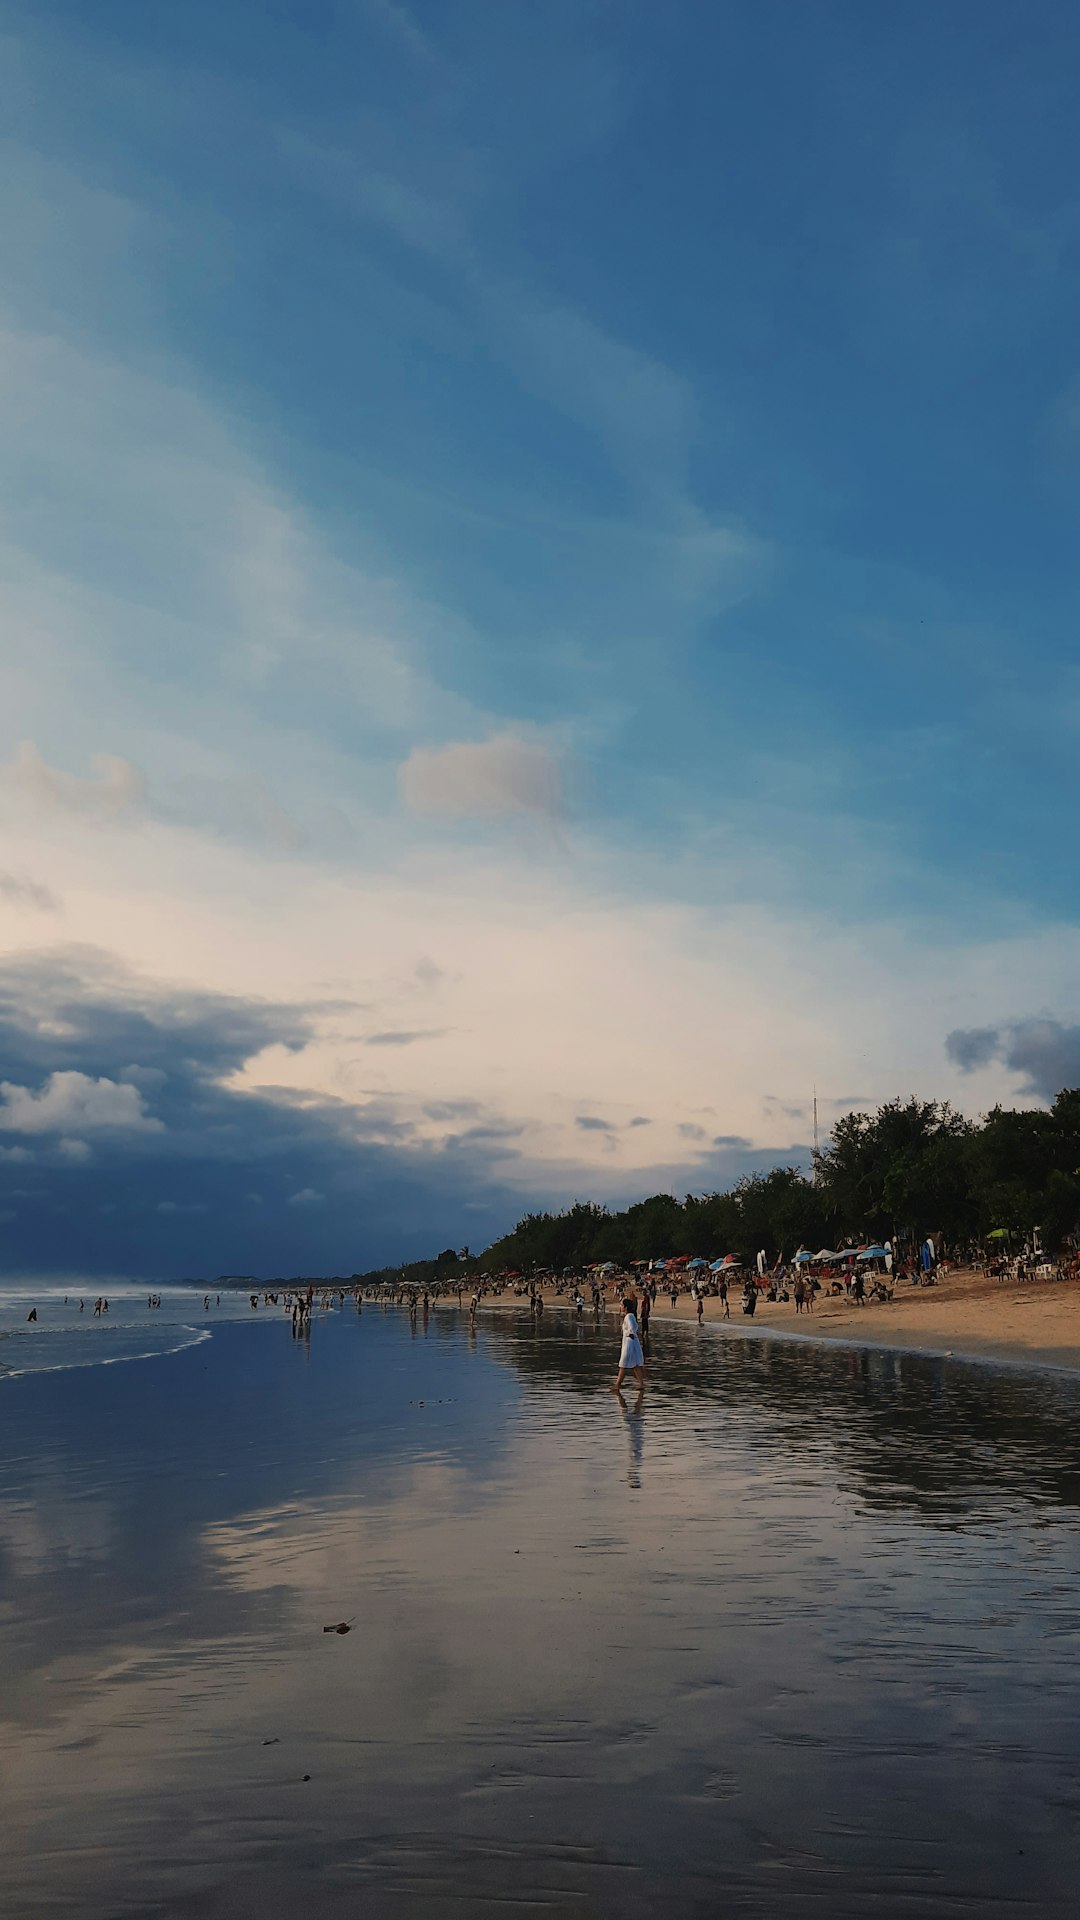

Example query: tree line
[357,1091,1080,1288]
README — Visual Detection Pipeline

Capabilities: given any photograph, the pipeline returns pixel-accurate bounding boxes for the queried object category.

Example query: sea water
[1,1297,1079,1916]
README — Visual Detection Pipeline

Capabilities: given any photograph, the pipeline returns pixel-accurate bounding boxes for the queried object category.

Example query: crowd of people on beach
[15,1243,1079,1377]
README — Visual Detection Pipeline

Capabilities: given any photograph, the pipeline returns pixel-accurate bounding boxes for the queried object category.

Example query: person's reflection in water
[617,1388,646,1488]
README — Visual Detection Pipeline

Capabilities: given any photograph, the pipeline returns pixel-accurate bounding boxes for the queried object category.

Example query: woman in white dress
[610,1294,646,1393]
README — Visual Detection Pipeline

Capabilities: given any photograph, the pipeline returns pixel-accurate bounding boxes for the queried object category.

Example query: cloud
[0,1070,163,1134]
[946,1019,1080,1102]
[0,871,60,912]
[945,1028,1002,1073]
[361,0,439,65]
[366,1028,449,1047]
[7,741,148,822]
[58,1137,92,1161]
[423,1100,482,1122]
[712,1134,752,1149]
[628,1116,651,1127]
[0,947,539,1275]
[399,734,562,822]
[575,1115,614,1132]
[677,1122,707,1141]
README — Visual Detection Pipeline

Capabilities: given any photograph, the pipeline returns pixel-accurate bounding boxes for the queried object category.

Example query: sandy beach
[483,1268,1080,1375]
[647,1269,1080,1372]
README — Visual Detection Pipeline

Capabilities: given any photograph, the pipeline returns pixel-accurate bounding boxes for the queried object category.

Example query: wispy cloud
[0,870,60,912]
[7,742,147,822]
[399,734,563,823]
[366,1028,449,1047]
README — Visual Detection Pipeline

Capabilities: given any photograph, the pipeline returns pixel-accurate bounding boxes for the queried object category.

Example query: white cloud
[7,741,147,821]
[0,1071,163,1134]
[399,734,562,822]
[57,1137,92,1161]
[287,1187,323,1206]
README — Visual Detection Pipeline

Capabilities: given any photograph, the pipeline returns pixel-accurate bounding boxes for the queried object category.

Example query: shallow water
[2,1298,1080,1916]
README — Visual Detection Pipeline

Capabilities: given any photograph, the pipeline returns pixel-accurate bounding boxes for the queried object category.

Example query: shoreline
[473,1267,1080,1379]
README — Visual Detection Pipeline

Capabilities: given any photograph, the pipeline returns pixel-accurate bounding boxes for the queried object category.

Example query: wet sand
[6,1307,1080,1917]
[486,1269,1080,1375]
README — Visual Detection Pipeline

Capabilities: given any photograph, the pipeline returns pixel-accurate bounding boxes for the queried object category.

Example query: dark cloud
[575,1115,614,1132]
[713,1133,752,1149]
[945,1027,1005,1073]
[677,1122,706,1141]
[947,1019,1080,1102]
[0,947,532,1278]
[628,1115,651,1128]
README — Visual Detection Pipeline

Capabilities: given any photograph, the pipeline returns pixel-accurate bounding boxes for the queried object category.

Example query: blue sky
[1,1,1080,1275]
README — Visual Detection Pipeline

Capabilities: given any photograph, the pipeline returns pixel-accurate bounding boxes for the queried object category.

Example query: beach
[461,1266,1080,1376]
[4,1299,1080,1917]
[654,1266,1080,1372]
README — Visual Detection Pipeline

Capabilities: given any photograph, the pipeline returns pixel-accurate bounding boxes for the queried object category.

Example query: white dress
[619,1311,644,1369]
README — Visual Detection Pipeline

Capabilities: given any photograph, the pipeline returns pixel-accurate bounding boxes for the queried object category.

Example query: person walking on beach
[718,1277,730,1319]
[610,1295,645,1394]
[696,1293,704,1325]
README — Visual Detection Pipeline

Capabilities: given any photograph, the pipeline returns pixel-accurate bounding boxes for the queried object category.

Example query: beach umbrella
[709,1259,725,1272]
[652,1258,667,1270]
[794,1250,813,1263]
[687,1257,708,1269]
[813,1249,840,1262]
[721,1254,743,1267]
[858,1245,888,1260]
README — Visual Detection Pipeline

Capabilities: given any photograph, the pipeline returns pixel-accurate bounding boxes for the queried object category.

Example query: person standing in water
[610,1295,645,1394]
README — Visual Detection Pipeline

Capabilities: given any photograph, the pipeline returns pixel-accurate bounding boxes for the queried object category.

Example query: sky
[2,0,1080,1277]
